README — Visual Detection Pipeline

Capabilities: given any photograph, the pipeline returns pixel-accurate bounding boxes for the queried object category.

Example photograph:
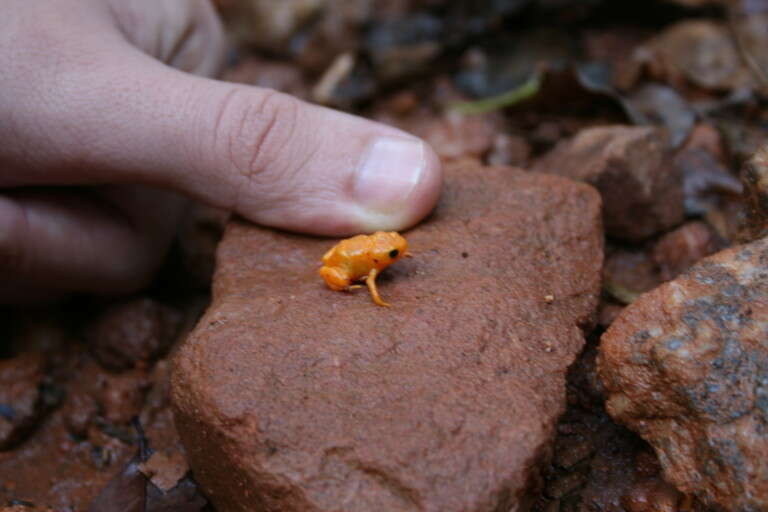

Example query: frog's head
[371,231,408,268]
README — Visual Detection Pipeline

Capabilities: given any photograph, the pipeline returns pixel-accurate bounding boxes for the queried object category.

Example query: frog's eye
[389,249,399,258]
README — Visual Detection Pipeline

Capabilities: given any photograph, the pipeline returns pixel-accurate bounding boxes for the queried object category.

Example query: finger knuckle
[212,87,299,184]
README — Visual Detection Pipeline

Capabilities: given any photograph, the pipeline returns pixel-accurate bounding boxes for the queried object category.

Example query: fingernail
[353,136,426,215]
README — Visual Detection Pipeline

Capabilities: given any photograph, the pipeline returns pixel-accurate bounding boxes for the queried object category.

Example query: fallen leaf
[139,451,189,493]
[621,84,696,147]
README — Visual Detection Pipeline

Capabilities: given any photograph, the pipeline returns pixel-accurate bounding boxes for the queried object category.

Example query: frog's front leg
[364,268,390,307]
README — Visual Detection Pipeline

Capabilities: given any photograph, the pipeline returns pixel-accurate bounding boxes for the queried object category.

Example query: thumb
[6,42,442,236]
[182,78,444,235]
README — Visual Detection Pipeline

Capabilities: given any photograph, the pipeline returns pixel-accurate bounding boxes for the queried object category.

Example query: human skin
[0,0,442,302]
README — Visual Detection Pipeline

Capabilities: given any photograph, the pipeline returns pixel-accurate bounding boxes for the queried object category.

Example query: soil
[3,0,765,510]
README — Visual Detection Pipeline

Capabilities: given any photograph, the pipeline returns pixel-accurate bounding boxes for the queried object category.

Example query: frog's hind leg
[365,268,390,307]
[319,266,351,291]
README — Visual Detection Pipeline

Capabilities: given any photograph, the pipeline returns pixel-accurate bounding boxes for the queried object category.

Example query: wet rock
[0,353,51,450]
[599,237,768,510]
[533,125,684,241]
[652,221,720,281]
[85,298,182,372]
[172,159,603,511]
[739,145,768,242]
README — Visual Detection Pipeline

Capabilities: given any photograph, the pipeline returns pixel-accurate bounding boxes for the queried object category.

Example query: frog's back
[322,234,373,269]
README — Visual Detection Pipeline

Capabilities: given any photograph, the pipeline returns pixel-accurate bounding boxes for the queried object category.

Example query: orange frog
[319,231,408,307]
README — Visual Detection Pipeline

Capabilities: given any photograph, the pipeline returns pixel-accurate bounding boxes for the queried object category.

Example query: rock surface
[740,145,768,242]
[599,237,768,510]
[0,353,52,450]
[85,298,182,372]
[651,221,719,281]
[533,125,684,241]
[172,160,603,511]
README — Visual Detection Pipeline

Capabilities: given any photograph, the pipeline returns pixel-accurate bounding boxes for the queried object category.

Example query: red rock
[599,237,768,510]
[620,478,682,512]
[652,221,719,281]
[422,113,498,160]
[598,301,625,329]
[62,392,97,439]
[401,112,501,161]
[603,247,662,305]
[381,90,419,116]
[172,160,603,511]
[487,133,531,167]
[740,145,768,242]
[682,123,726,164]
[533,125,684,241]
[97,370,151,425]
[643,20,752,92]
[85,298,182,372]
[0,353,49,450]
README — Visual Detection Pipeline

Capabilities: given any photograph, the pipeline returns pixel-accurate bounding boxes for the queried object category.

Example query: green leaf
[449,73,541,115]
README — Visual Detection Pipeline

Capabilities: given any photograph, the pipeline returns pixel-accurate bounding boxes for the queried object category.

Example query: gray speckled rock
[600,237,768,511]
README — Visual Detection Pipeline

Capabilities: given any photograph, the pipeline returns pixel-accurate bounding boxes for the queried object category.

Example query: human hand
[0,0,442,302]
